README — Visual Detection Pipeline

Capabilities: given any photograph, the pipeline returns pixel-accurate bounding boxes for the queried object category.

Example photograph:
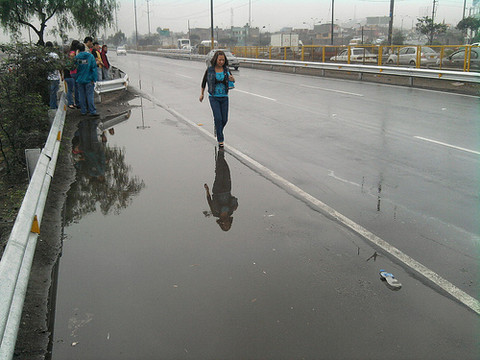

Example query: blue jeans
[209,96,229,143]
[77,82,97,115]
[72,73,79,105]
[49,80,59,109]
[65,77,75,106]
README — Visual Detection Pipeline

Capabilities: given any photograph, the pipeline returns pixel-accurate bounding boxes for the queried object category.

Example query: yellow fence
[232,45,480,72]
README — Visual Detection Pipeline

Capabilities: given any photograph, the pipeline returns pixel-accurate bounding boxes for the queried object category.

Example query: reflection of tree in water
[65,124,145,225]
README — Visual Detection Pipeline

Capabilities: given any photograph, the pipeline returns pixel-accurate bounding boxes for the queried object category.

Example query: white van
[200,40,218,48]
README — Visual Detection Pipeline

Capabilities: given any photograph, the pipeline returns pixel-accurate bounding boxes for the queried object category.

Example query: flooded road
[50,96,478,359]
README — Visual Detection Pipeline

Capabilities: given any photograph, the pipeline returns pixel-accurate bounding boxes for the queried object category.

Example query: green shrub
[0,43,61,177]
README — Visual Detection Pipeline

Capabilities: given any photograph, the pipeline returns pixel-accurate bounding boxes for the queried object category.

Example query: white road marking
[176,73,192,79]
[328,171,362,187]
[140,90,480,315]
[414,136,480,155]
[235,89,277,101]
[301,84,364,97]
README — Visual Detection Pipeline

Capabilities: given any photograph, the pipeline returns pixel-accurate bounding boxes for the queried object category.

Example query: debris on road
[379,269,402,290]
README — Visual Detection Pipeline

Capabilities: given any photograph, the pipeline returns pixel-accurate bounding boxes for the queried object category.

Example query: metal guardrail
[94,66,129,95]
[239,58,480,84]
[0,94,67,360]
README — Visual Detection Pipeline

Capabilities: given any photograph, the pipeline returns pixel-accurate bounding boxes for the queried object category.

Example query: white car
[386,46,438,66]
[330,48,377,63]
[116,46,127,56]
[205,49,240,70]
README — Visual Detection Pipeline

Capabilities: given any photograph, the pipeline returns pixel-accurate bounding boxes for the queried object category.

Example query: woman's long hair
[210,50,229,67]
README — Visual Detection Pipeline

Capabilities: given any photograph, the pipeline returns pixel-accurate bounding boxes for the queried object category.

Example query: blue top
[212,72,228,97]
[75,51,98,84]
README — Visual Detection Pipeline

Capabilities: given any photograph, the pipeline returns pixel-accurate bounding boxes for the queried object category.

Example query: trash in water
[379,269,402,290]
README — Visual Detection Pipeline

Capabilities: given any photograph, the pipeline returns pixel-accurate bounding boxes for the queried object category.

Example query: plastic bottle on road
[379,269,402,290]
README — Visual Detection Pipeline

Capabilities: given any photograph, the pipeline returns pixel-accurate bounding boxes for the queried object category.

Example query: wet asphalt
[50,54,479,359]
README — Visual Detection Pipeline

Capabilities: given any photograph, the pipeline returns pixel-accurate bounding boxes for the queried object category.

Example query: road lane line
[140,89,480,315]
[176,73,192,79]
[414,136,480,155]
[300,85,364,97]
[235,89,277,101]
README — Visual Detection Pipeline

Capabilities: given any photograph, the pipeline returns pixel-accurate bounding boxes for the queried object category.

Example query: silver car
[330,48,377,63]
[205,49,239,70]
[386,46,438,66]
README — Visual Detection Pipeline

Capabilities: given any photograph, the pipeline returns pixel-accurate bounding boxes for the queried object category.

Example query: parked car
[205,49,240,70]
[329,48,377,63]
[386,46,438,66]
[116,46,127,56]
[436,47,480,71]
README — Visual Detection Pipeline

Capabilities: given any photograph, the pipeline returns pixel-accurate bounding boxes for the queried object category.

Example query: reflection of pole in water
[136,86,150,130]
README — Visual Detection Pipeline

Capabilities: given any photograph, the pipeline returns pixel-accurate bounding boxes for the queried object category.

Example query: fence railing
[94,66,129,96]
[232,45,480,72]
[0,94,67,360]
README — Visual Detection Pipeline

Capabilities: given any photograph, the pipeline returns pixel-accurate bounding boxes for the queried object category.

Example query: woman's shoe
[218,142,224,148]
[68,105,75,109]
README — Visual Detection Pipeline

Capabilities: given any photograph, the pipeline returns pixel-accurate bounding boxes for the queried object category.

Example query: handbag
[227,69,235,89]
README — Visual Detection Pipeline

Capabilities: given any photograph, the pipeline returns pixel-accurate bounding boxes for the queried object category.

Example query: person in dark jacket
[100,45,111,80]
[75,43,99,116]
[199,50,235,148]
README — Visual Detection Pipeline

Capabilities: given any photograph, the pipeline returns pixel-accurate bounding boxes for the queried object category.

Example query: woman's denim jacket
[202,66,230,96]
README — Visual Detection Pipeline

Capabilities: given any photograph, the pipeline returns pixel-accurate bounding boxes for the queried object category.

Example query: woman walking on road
[199,50,235,148]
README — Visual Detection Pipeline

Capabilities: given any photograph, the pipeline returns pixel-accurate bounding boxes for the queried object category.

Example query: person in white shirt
[45,41,61,109]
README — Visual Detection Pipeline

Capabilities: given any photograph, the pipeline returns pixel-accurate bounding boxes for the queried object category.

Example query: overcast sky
[0,0,472,43]
[115,0,469,36]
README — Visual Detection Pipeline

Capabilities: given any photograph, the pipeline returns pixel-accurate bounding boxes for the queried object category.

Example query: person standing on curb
[63,49,76,109]
[91,42,103,81]
[69,40,80,109]
[100,45,111,80]
[75,43,99,117]
[199,50,235,148]
[84,36,94,52]
[45,41,60,109]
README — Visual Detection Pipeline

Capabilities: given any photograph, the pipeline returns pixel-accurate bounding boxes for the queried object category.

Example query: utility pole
[388,0,394,45]
[463,0,467,19]
[114,6,119,33]
[210,0,214,50]
[134,0,139,49]
[331,0,334,45]
[430,0,438,45]
[249,0,252,27]
[146,0,151,37]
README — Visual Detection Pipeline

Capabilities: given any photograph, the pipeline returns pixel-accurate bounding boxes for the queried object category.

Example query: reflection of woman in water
[204,149,238,231]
